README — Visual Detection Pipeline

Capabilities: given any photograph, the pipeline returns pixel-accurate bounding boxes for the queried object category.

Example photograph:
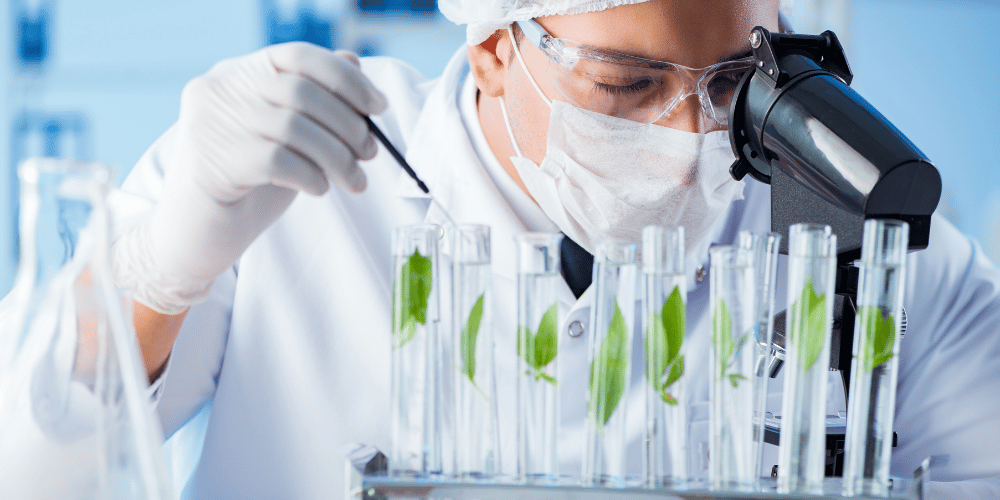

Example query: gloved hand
[114,42,387,314]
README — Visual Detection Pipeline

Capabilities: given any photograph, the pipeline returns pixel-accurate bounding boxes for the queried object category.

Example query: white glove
[114,42,387,314]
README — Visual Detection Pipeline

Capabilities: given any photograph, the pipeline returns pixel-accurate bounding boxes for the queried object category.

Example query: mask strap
[497,96,525,158]
[507,24,552,107]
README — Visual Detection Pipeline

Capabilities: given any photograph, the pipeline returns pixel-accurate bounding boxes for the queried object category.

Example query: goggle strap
[497,96,525,158]
[508,25,552,107]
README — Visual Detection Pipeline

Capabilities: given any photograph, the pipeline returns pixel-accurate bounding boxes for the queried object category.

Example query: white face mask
[500,27,746,255]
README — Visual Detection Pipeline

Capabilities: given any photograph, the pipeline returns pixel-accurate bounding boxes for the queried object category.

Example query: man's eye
[593,78,654,95]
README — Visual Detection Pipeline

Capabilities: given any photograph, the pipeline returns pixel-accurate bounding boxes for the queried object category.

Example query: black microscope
[727,27,942,477]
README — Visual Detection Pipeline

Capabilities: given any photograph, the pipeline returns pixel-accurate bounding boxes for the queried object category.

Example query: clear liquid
[584,261,637,487]
[643,273,688,487]
[778,277,834,495]
[844,265,903,496]
[516,272,560,483]
[390,252,442,477]
[453,262,498,479]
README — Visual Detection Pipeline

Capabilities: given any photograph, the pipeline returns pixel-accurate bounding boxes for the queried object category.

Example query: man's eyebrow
[718,49,754,64]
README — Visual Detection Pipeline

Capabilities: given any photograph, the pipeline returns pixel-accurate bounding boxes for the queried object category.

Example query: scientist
[109,0,1000,498]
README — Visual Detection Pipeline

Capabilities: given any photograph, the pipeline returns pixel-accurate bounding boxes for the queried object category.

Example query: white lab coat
[109,48,1000,498]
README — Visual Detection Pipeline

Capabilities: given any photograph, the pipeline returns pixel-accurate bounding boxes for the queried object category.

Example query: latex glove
[114,42,387,314]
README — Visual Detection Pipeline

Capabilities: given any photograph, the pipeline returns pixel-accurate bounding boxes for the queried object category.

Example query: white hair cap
[441,0,796,46]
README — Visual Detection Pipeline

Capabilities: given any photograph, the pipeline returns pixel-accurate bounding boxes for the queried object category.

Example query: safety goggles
[514,19,755,125]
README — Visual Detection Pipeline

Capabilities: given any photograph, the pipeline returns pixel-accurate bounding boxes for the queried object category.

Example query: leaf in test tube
[712,298,734,379]
[589,301,629,428]
[461,293,485,384]
[860,306,895,372]
[518,303,558,384]
[392,249,433,349]
[533,303,559,370]
[792,279,828,372]
[645,286,685,404]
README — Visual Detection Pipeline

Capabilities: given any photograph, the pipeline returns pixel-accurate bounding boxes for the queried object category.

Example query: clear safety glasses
[514,19,756,125]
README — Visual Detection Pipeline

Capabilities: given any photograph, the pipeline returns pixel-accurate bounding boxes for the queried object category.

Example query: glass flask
[843,220,909,497]
[451,224,499,480]
[583,238,637,487]
[777,224,837,495]
[641,226,689,488]
[708,245,757,492]
[515,232,562,483]
[390,224,444,477]
[0,158,171,499]
[737,231,782,486]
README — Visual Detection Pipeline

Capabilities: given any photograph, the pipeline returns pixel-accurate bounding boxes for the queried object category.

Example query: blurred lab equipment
[0,158,171,499]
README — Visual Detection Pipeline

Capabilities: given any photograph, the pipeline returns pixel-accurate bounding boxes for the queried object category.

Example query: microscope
[727,27,942,476]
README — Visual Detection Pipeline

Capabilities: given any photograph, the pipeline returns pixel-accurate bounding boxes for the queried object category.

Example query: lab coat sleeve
[891,215,1000,498]
[115,126,235,438]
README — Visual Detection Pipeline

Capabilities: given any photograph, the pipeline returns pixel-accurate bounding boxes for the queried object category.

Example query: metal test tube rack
[350,473,927,500]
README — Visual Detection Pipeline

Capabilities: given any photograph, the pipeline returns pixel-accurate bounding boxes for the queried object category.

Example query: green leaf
[713,299,750,388]
[461,294,485,384]
[663,354,685,388]
[712,298,734,379]
[662,287,685,362]
[859,306,895,372]
[589,301,630,428]
[533,303,559,370]
[661,391,678,406]
[518,303,559,385]
[646,285,686,395]
[392,249,432,349]
[791,279,828,372]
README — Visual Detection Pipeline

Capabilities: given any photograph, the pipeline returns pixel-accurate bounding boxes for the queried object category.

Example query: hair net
[441,0,796,46]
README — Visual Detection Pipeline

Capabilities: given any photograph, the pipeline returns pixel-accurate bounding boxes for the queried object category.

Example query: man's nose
[655,93,723,134]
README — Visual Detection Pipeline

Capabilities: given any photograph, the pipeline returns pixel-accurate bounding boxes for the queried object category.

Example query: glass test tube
[777,224,837,495]
[737,231,782,486]
[642,226,689,488]
[708,245,758,492]
[515,233,563,483]
[583,238,638,487]
[451,225,500,480]
[843,220,909,497]
[390,224,443,477]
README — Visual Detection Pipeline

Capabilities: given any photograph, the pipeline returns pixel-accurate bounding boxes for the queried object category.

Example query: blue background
[0,0,998,295]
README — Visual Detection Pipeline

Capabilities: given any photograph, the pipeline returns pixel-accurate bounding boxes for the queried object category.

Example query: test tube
[777,224,837,495]
[708,245,757,492]
[642,226,689,488]
[390,224,443,477]
[583,238,638,487]
[737,231,782,486]
[843,220,909,497]
[451,225,499,480]
[515,232,563,483]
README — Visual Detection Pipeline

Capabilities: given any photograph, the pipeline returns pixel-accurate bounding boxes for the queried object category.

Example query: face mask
[500,31,745,255]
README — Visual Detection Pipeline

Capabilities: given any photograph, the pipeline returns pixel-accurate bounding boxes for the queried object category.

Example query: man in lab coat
[110,0,1000,497]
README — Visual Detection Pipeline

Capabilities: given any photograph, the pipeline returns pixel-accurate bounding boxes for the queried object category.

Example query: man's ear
[467,30,511,98]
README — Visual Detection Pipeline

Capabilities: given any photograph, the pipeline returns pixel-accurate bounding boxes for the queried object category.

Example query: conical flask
[0,158,171,499]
